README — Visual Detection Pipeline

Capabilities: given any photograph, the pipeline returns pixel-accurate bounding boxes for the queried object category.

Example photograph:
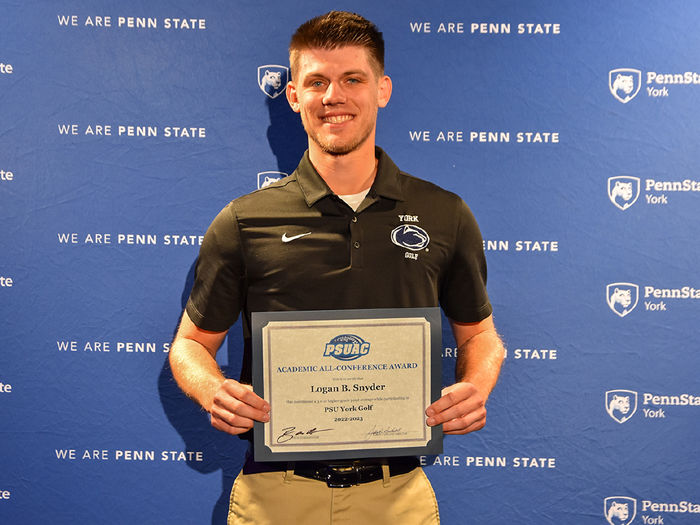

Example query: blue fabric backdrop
[1,1,698,523]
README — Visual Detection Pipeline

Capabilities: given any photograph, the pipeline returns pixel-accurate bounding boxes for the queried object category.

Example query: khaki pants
[228,466,440,524]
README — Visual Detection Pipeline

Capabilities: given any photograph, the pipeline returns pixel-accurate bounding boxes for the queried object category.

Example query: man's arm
[169,310,269,435]
[425,314,504,435]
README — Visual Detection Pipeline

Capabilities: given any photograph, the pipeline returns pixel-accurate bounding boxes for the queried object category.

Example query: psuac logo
[609,68,642,104]
[391,225,430,251]
[323,334,370,361]
[604,496,637,525]
[605,390,638,424]
[258,65,289,99]
[606,283,639,317]
[257,171,287,189]
[608,176,640,210]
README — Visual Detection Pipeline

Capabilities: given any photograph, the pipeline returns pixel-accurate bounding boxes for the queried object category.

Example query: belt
[294,458,419,488]
[242,456,420,488]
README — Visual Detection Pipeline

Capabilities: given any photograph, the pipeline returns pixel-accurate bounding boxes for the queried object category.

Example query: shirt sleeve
[185,203,245,332]
[439,198,493,323]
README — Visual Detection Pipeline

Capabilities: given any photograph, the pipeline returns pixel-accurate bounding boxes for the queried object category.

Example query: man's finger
[425,383,479,418]
[426,392,461,418]
[427,397,481,425]
[210,412,255,436]
[213,392,270,424]
[442,411,486,435]
[221,381,270,412]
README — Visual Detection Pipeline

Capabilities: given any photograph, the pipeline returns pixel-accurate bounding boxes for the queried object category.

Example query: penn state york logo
[606,283,639,317]
[605,390,638,424]
[608,176,640,211]
[391,225,430,251]
[604,496,637,525]
[323,334,370,361]
[258,65,289,99]
[257,171,287,189]
[609,68,641,104]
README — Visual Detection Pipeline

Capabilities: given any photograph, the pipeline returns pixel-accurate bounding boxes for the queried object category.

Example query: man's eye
[312,80,325,87]
[347,78,359,84]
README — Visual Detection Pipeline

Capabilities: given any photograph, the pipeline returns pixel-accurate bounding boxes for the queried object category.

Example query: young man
[169,11,504,524]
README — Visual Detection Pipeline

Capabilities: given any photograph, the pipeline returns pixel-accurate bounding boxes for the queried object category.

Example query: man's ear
[377,75,392,108]
[286,81,300,113]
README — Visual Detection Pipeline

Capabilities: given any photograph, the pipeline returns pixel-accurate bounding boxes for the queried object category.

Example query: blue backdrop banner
[1,1,698,524]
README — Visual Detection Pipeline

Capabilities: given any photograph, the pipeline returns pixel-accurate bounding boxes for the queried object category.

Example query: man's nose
[323,81,346,105]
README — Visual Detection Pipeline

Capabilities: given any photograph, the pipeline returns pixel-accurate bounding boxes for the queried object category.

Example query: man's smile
[322,114,354,124]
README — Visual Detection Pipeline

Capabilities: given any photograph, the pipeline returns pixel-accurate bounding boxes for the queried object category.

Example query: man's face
[286,46,392,156]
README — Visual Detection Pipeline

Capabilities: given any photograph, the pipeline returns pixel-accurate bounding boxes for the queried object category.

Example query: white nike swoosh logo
[282,232,312,243]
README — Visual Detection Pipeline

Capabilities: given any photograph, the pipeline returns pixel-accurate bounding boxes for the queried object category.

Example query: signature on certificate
[276,426,334,444]
[365,425,403,440]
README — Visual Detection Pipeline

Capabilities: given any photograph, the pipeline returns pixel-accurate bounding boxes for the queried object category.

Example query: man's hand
[169,311,271,436]
[209,380,270,436]
[425,382,486,435]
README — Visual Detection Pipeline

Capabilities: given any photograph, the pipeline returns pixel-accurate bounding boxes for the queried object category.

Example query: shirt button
[353,241,361,249]
[352,216,358,223]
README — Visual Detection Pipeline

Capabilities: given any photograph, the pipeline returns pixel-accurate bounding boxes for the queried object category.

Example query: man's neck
[308,140,378,195]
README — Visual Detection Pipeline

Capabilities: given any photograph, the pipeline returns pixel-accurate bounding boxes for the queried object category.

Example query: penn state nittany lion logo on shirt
[608,176,640,210]
[257,171,287,189]
[391,225,430,251]
[606,283,639,317]
[605,390,638,424]
[257,65,289,99]
[604,496,637,525]
[609,68,642,104]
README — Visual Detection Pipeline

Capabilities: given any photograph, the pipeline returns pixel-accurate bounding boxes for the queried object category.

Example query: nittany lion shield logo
[606,283,639,317]
[609,68,642,104]
[257,171,287,189]
[608,176,641,211]
[604,496,637,525]
[391,225,430,251]
[258,65,289,99]
[605,390,638,424]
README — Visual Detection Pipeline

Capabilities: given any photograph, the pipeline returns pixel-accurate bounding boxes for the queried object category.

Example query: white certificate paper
[252,308,442,461]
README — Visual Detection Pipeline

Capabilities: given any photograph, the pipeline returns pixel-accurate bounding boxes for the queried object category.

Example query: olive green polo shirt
[186,147,491,381]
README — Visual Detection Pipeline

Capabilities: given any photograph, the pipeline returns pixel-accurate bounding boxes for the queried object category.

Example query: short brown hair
[289,11,385,79]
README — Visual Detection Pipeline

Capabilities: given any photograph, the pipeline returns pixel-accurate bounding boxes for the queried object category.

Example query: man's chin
[312,140,353,156]
[314,135,370,157]
[324,146,354,157]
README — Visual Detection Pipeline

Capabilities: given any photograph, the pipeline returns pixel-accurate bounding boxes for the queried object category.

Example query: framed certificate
[252,308,443,461]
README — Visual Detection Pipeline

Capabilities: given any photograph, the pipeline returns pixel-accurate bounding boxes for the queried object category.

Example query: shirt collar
[294,146,405,207]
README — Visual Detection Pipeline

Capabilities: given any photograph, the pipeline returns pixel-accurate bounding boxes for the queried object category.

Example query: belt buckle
[325,465,360,488]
